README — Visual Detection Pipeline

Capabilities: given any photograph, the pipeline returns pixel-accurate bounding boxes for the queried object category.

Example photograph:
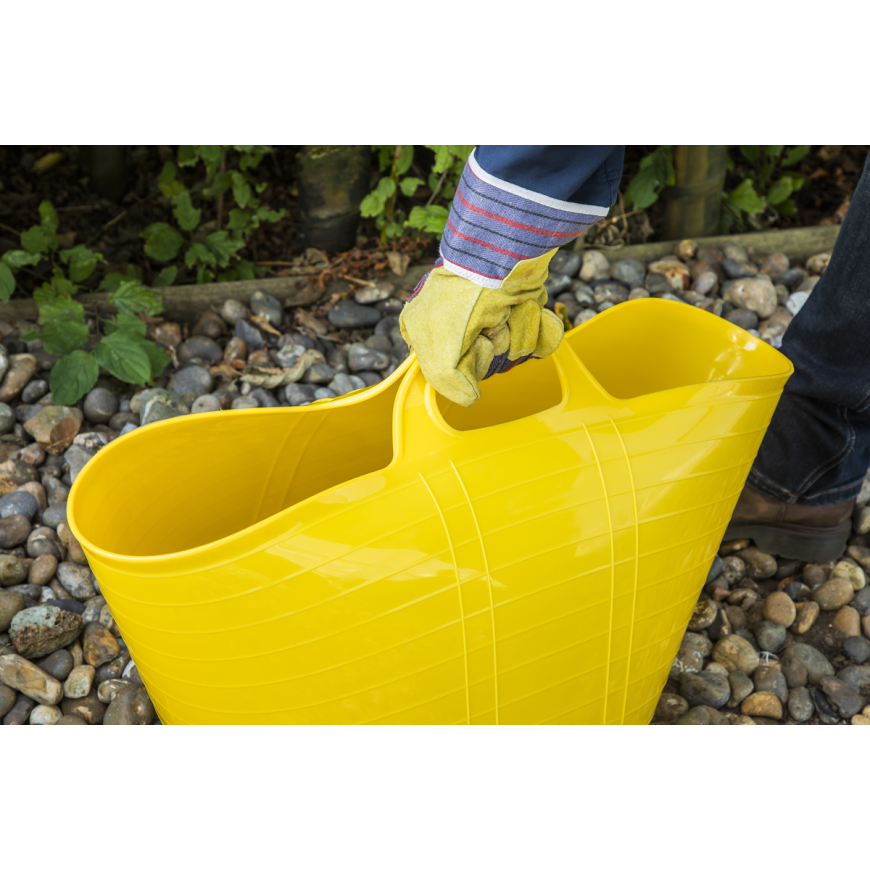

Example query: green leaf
[21,226,51,255]
[204,171,232,197]
[94,331,151,384]
[141,222,183,262]
[105,313,148,338]
[110,280,163,317]
[227,209,250,231]
[772,199,797,217]
[37,295,85,324]
[360,191,385,218]
[397,145,414,175]
[230,172,252,209]
[764,145,784,160]
[205,231,244,268]
[782,145,810,168]
[50,275,77,297]
[191,242,215,265]
[196,145,224,166]
[375,176,396,200]
[33,282,59,307]
[254,206,285,224]
[153,266,177,287]
[39,201,59,234]
[0,263,14,303]
[430,146,452,174]
[781,170,807,191]
[158,162,185,198]
[140,338,170,378]
[2,250,42,269]
[766,176,794,205]
[59,245,103,283]
[172,190,201,231]
[726,153,735,171]
[50,350,99,405]
[98,272,125,293]
[184,247,198,269]
[196,265,213,284]
[236,260,255,281]
[730,178,766,214]
[625,166,661,210]
[740,146,760,163]
[255,182,267,194]
[33,319,90,355]
[177,145,198,167]
[384,222,404,239]
[405,205,448,236]
[400,177,423,197]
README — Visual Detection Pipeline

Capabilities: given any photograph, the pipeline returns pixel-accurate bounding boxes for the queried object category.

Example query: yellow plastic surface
[67,299,792,724]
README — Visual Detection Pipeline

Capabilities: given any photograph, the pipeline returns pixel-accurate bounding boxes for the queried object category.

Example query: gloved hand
[399,249,564,407]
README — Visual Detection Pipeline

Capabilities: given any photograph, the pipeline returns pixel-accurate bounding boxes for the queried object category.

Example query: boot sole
[722,520,851,562]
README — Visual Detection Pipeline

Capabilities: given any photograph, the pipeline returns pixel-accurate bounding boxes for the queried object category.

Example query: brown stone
[0,589,25,632]
[655,692,689,722]
[0,554,27,587]
[762,590,796,627]
[724,605,747,632]
[0,653,63,705]
[793,601,820,634]
[812,576,854,611]
[0,515,32,549]
[9,605,82,658]
[28,553,58,586]
[741,691,783,719]
[833,606,861,637]
[688,599,718,631]
[18,481,47,511]
[152,322,182,348]
[56,523,88,566]
[82,622,120,667]
[0,354,38,403]
[23,406,84,455]
[863,614,870,639]
[61,689,106,724]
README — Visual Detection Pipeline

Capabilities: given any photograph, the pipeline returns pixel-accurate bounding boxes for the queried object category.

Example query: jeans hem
[747,468,863,506]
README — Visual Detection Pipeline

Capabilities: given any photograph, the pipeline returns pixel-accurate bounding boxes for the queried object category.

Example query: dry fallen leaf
[249,314,282,336]
[386,251,410,277]
[33,152,64,175]
[239,349,325,387]
[295,309,328,336]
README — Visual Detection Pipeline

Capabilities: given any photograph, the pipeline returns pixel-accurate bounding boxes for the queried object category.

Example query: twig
[425,169,449,207]
[337,274,376,287]
[0,223,20,238]
[617,190,628,234]
[86,210,127,246]
[56,204,106,213]
[216,155,227,231]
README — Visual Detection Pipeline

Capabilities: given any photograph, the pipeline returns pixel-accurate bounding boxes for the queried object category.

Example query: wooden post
[663,146,728,240]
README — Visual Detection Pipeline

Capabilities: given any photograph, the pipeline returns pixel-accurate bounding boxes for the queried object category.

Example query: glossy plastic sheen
[67,299,792,724]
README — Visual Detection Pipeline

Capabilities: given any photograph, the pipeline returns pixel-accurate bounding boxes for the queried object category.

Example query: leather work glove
[399,249,564,407]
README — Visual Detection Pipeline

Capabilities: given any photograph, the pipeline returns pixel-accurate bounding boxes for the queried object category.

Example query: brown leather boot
[723,483,855,562]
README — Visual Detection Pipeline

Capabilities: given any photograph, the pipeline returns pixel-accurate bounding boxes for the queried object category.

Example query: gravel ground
[2,239,867,724]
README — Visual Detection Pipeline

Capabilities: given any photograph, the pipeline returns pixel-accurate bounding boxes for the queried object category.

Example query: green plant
[1,201,170,405]
[721,145,810,232]
[623,146,675,210]
[360,146,473,243]
[142,146,286,285]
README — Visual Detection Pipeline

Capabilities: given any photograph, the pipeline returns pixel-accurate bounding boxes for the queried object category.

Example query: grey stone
[328,300,382,329]
[220,298,249,326]
[725,309,759,330]
[230,396,258,410]
[812,687,840,724]
[835,664,870,693]
[56,563,97,601]
[706,555,725,586]
[169,366,214,397]
[63,444,94,482]
[328,374,356,396]
[0,491,38,521]
[141,397,187,427]
[284,384,317,406]
[550,250,581,277]
[178,336,223,365]
[3,693,35,725]
[726,671,754,708]
[41,504,67,530]
[0,403,14,435]
[544,273,572,295]
[250,388,279,408]
[853,585,870,615]
[843,635,870,664]
[654,692,689,721]
[753,665,788,705]
[26,527,62,561]
[723,259,758,279]
[781,643,835,685]
[354,284,392,305]
[819,676,863,718]
[303,364,336,385]
[190,394,221,414]
[610,258,646,287]
[752,620,786,653]
[357,372,381,387]
[21,379,48,403]
[592,283,629,306]
[777,268,806,289]
[788,687,814,722]
[275,344,305,367]
[234,319,266,351]
[348,343,391,372]
[313,388,336,401]
[249,290,283,327]
[32,648,74,682]
[0,515,31,548]
[365,333,393,353]
[83,387,119,424]
[669,632,711,678]
[0,588,25,631]
[375,298,403,315]
[679,670,731,708]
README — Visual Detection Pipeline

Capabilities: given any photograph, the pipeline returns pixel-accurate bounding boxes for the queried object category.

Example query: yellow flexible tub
[67,299,792,724]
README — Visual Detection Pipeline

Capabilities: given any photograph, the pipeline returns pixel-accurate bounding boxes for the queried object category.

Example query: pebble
[738,546,777,579]
[792,600,820,635]
[56,562,96,600]
[169,366,214,397]
[192,310,226,340]
[654,692,689,721]
[348,343,391,372]
[781,643,834,685]
[2,693,35,724]
[56,714,87,724]
[82,622,120,667]
[836,664,870,693]
[21,379,48,403]
[741,692,782,719]
[220,298,250,326]
[97,678,131,704]
[762,590,796,627]
[669,632,711,678]
[0,653,62,704]
[32,648,73,681]
[231,396,258,410]
[819,676,863,718]
[29,703,62,725]
[250,290,283,327]
[0,554,28,586]
[83,388,119,424]
[610,258,645,287]
[579,250,610,283]
[0,683,15,716]
[723,259,758,279]
[673,705,718,725]
[191,394,221,414]
[61,689,106,724]
[285,384,317,406]
[712,635,759,675]
[313,388,336,401]
[178,336,223,365]
[103,683,156,725]
[303,364,336,385]
[63,444,94,481]
[0,491,38,521]
[0,354,38,402]
[806,252,831,273]
[328,300,382,328]
[752,620,786,653]
[9,604,82,657]
[833,606,861,637]
[679,670,731,708]
[811,576,854,610]
[788,687,814,721]
[0,515,32,548]
[721,277,778,320]
[550,251,581,277]
[725,671,754,708]
[752,665,788,705]
[0,403,14,435]
[843,635,870,664]
[830,560,866,590]
[63,664,95,699]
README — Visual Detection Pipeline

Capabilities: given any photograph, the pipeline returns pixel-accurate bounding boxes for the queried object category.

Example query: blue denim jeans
[466,147,869,505]
[749,151,870,506]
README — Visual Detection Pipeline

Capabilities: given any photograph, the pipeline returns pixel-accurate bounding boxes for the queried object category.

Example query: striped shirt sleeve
[438,148,609,289]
